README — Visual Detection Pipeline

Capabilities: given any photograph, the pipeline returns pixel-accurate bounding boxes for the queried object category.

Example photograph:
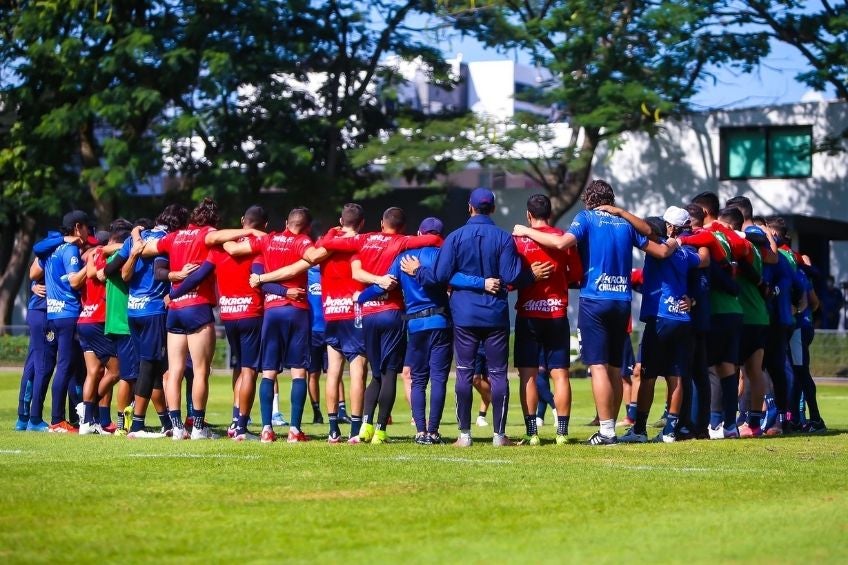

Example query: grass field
[1,372,846,563]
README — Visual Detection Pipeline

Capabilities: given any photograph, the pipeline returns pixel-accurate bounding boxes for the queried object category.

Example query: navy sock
[232,405,239,421]
[720,374,739,429]
[338,401,348,417]
[130,415,145,432]
[524,414,537,436]
[710,411,723,428]
[556,415,570,436]
[98,406,111,426]
[663,413,679,436]
[236,414,249,435]
[329,412,340,436]
[158,411,172,430]
[350,415,362,437]
[290,378,307,429]
[259,379,274,427]
[311,400,321,413]
[83,401,95,424]
[635,411,649,435]
[747,410,763,428]
[169,409,183,429]
[626,402,637,422]
[193,408,206,429]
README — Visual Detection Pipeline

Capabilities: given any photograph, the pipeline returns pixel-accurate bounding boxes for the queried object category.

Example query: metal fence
[2,324,846,378]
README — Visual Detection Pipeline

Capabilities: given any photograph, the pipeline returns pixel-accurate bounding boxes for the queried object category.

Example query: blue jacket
[416,215,530,328]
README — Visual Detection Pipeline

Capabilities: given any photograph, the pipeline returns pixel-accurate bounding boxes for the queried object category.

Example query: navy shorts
[514,316,571,369]
[621,337,636,378]
[707,313,743,366]
[77,323,116,361]
[224,316,262,371]
[261,306,311,371]
[113,334,138,381]
[166,304,215,334]
[129,314,166,361]
[739,323,767,363]
[325,319,366,362]
[309,331,329,374]
[577,298,630,367]
[363,310,406,377]
[473,344,487,377]
[640,317,691,379]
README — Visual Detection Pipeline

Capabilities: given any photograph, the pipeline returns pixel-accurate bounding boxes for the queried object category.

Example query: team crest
[46,330,55,343]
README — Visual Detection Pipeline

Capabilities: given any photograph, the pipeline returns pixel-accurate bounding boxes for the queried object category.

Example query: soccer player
[407,188,539,447]
[514,180,678,445]
[791,258,826,432]
[320,207,440,444]
[143,198,260,439]
[473,347,492,427]
[17,258,50,431]
[43,211,90,432]
[357,217,451,444]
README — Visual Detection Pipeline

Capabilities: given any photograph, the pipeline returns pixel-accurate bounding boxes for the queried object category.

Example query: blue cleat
[27,420,49,432]
[15,418,28,431]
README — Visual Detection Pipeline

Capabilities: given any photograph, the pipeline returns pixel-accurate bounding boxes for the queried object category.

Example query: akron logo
[46,330,56,343]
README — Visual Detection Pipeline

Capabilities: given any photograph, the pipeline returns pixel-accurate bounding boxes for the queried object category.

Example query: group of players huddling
[14,180,827,446]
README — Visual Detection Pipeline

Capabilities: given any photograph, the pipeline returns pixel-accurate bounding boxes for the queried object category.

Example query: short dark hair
[692,192,720,219]
[190,197,220,227]
[718,206,744,231]
[340,203,365,228]
[526,194,552,220]
[582,179,615,210]
[156,204,189,231]
[382,207,406,231]
[725,196,753,221]
[646,216,666,238]
[287,207,312,231]
[766,215,788,239]
[134,217,154,231]
[685,203,705,227]
[243,205,267,229]
[109,218,133,234]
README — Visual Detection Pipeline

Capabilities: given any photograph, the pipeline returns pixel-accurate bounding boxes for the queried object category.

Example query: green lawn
[0,372,846,563]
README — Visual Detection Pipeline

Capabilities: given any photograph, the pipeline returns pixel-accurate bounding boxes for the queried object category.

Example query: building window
[721,126,812,179]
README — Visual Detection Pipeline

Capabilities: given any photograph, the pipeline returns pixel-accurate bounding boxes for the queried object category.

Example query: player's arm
[512,225,577,250]
[205,228,265,247]
[697,246,710,268]
[223,239,255,257]
[401,234,442,251]
[744,230,777,264]
[253,259,311,284]
[65,249,86,290]
[170,261,215,299]
[594,204,654,237]
[448,272,486,291]
[32,231,65,259]
[250,262,299,301]
[351,259,396,290]
[29,258,44,281]
[121,236,148,281]
[642,238,680,259]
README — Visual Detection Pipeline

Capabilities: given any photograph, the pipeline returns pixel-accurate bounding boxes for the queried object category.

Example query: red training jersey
[207,236,262,320]
[316,228,363,322]
[158,224,217,309]
[78,247,107,324]
[250,230,312,311]
[513,226,581,319]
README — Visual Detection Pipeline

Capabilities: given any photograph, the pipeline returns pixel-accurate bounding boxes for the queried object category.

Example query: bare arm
[697,247,710,268]
[29,259,44,281]
[642,238,679,259]
[351,259,396,290]
[595,205,653,237]
[205,228,265,246]
[122,239,145,282]
[512,225,577,250]
[223,240,254,257]
[254,259,312,284]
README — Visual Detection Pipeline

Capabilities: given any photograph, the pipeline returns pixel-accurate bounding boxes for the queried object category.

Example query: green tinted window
[726,130,766,178]
[769,128,812,176]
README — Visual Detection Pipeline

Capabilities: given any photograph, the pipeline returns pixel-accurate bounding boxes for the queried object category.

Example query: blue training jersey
[567,209,648,302]
[28,259,47,312]
[117,227,168,317]
[45,242,82,320]
[307,266,325,333]
[639,244,701,322]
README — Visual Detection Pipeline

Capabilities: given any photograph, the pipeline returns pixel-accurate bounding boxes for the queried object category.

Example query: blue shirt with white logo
[308,266,325,333]
[28,259,47,312]
[45,242,82,320]
[639,244,701,322]
[116,227,168,318]
[567,209,648,302]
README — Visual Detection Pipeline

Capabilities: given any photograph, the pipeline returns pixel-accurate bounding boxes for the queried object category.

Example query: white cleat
[127,429,166,439]
[475,416,488,428]
[535,417,544,428]
[190,426,217,440]
[171,427,190,441]
[79,422,107,435]
[708,424,725,440]
[232,431,258,442]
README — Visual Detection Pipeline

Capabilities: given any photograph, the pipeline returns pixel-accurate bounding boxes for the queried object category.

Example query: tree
[357,0,769,222]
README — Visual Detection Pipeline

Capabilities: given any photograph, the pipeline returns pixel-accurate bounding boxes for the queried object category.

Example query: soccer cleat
[616,417,635,428]
[122,405,133,430]
[518,434,541,446]
[475,416,488,427]
[271,412,288,427]
[414,432,429,445]
[802,420,827,434]
[227,423,238,438]
[358,423,375,443]
[619,428,647,443]
[312,414,325,425]
[49,421,78,433]
[79,422,107,435]
[453,434,472,448]
[114,428,128,437]
[723,426,740,439]
[101,422,118,434]
[492,434,511,447]
[371,429,388,444]
[708,424,725,440]
[738,423,763,438]
[184,417,194,432]
[171,427,190,441]
[75,402,85,424]
[555,434,568,445]
[764,425,783,437]
[428,432,443,445]
[27,421,49,432]
[586,432,617,446]
[127,429,166,439]
[327,431,342,444]
[159,426,174,438]
[191,426,217,440]
[232,431,258,442]
[260,428,276,443]
[535,417,544,428]
[346,435,362,445]
[653,431,676,443]
[287,430,309,443]
[15,418,28,431]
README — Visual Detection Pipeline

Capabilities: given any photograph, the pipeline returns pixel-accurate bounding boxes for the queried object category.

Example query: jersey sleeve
[449,272,485,290]
[632,225,648,250]
[566,210,589,241]
[402,234,442,251]
[63,245,82,274]
[157,232,175,255]
[248,236,264,255]
[685,248,702,270]
[321,234,363,252]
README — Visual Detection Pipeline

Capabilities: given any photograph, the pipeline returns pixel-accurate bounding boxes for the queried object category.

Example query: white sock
[272,394,280,414]
[600,419,616,438]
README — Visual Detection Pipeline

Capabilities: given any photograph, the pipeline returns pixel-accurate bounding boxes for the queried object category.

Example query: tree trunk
[0,214,36,335]
[79,120,115,226]
[548,128,599,224]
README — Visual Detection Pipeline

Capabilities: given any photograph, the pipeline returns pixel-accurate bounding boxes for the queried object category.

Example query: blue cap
[469,187,495,211]
[418,217,444,236]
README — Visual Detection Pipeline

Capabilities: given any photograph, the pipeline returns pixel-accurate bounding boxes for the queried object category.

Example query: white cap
[663,206,690,228]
